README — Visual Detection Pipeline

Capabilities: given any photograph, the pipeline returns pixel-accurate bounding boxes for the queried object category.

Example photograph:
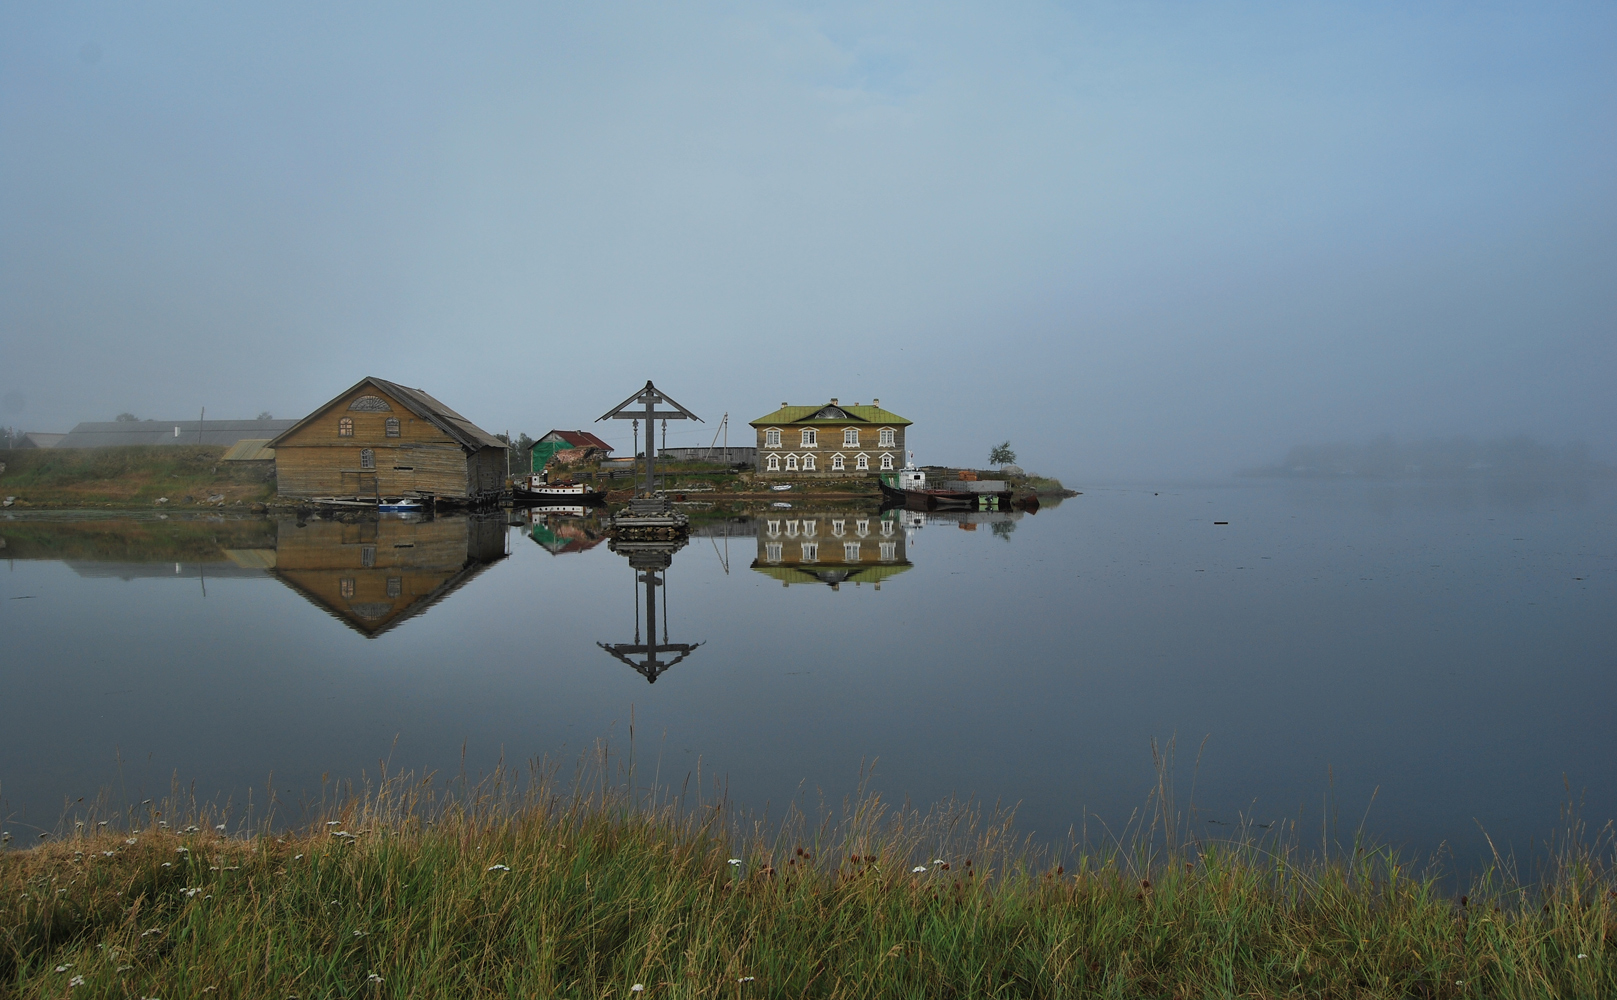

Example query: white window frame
[880,453,894,470]
[802,453,816,471]
[879,427,896,447]
[831,519,845,536]
[800,428,817,448]
[855,453,869,471]
[766,454,780,471]
[856,519,869,536]
[881,520,895,536]
[785,520,799,537]
[801,541,818,562]
[764,428,781,448]
[844,541,862,562]
[879,541,897,561]
[766,520,781,537]
[843,427,860,447]
[766,542,783,562]
[831,453,844,471]
[802,520,817,537]
[785,454,799,471]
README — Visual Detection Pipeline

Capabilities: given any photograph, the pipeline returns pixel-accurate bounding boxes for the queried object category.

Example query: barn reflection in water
[265,514,507,636]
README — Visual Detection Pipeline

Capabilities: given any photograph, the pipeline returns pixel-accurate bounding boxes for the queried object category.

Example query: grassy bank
[0,514,276,562]
[3,767,1611,998]
[0,447,274,508]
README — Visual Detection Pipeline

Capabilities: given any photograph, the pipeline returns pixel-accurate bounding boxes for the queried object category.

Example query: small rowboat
[377,497,425,512]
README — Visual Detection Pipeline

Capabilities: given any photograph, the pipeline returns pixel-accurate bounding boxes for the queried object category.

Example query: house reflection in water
[525,507,609,556]
[261,514,507,636]
[750,509,911,589]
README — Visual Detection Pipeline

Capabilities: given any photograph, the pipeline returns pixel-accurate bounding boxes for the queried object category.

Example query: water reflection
[525,507,609,555]
[260,514,507,636]
[597,534,703,683]
[753,509,910,589]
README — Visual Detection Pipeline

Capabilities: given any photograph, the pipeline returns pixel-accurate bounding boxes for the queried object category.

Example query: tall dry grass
[2,746,1613,998]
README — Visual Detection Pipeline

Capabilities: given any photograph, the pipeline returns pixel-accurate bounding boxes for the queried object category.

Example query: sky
[2,1,1613,480]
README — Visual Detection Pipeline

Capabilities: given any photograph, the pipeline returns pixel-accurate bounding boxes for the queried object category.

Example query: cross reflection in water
[597,535,703,683]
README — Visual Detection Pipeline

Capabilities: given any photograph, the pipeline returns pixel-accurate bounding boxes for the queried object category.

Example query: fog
[3,2,1613,480]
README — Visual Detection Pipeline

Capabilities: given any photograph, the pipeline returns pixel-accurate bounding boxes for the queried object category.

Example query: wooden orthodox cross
[597,380,701,495]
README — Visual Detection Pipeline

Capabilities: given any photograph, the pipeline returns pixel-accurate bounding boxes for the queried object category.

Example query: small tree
[115,412,138,422]
[256,411,274,420]
[989,441,1016,467]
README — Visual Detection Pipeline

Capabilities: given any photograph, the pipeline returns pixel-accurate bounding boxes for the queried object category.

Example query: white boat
[512,474,606,505]
[377,497,425,512]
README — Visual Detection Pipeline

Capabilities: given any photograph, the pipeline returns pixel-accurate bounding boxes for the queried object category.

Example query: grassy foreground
[2,768,1613,999]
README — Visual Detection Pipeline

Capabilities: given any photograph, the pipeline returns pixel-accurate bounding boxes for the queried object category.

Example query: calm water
[2,480,1613,865]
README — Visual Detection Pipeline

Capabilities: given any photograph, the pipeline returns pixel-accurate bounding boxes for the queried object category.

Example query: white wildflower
[932,858,946,865]
[293,854,304,861]
[183,825,199,834]
[727,858,742,865]
[161,862,172,868]
[739,975,755,982]
[125,838,138,846]
[176,847,189,854]
[103,851,115,857]
[911,866,928,873]
[56,964,73,972]
[631,986,645,993]
[326,821,341,827]
[353,929,368,937]
[366,972,383,984]
[488,864,510,872]
[181,887,202,898]
[69,975,86,987]
[215,824,226,831]
[1578,953,1589,959]
[117,965,132,972]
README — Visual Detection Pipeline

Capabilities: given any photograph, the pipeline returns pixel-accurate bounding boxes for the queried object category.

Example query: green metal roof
[749,562,913,585]
[749,403,911,427]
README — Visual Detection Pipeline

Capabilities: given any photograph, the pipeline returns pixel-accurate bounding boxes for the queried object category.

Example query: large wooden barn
[268,377,507,504]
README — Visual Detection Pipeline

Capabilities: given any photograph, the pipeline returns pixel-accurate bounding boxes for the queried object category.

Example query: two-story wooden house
[268,377,507,503]
[749,398,910,478]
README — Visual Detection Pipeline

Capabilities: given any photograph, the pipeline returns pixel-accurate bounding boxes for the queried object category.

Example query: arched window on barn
[338,417,354,437]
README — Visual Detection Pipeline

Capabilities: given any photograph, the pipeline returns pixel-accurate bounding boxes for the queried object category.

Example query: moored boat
[512,474,607,505]
[878,454,1013,511]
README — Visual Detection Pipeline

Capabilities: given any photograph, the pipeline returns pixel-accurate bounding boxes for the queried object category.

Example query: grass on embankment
[3,767,1613,999]
[0,447,274,508]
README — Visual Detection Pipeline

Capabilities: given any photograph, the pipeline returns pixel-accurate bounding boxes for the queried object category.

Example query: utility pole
[198,407,205,445]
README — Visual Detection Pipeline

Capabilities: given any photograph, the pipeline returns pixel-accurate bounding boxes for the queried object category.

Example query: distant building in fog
[55,419,294,449]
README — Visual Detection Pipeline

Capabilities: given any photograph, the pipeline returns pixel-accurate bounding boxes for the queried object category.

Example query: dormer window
[802,454,816,471]
[785,454,799,471]
[765,428,781,448]
[880,453,894,470]
[831,454,844,471]
[338,417,354,437]
[843,428,859,447]
[766,454,780,471]
[879,427,896,447]
[855,453,869,470]
[800,428,817,448]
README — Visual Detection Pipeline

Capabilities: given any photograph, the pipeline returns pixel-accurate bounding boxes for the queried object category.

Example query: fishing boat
[512,473,607,505]
[877,454,1014,511]
[377,497,425,513]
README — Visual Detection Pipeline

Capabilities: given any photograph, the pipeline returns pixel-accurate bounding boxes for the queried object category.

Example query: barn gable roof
[269,377,505,452]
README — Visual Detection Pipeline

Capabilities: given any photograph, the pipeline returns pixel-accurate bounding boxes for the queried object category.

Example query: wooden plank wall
[273,385,477,498]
